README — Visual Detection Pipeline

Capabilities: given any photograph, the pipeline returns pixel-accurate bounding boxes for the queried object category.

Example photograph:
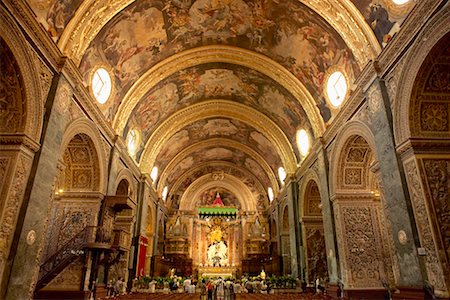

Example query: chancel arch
[179,174,258,212]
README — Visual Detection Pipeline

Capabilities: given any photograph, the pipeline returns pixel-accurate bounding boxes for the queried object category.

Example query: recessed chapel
[0,0,449,299]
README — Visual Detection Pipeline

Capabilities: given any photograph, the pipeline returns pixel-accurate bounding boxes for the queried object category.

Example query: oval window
[326,71,347,108]
[92,68,112,104]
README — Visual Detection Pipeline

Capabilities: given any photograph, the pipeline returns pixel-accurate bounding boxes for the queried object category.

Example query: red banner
[136,235,148,277]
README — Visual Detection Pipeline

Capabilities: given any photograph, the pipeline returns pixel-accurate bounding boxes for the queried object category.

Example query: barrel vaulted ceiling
[27,0,415,211]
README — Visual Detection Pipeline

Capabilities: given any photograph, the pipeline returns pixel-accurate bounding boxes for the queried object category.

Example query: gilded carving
[0,38,25,133]
[0,155,31,264]
[404,160,446,290]
[344,168,362,186]
[340,205,384,288]
[420,103,449,132]
[423,159,450,262]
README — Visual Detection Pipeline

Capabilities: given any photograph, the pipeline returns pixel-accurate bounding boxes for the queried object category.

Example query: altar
[198,266,236,278]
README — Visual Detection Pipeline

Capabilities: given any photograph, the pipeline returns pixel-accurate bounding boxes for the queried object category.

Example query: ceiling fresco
[79,0,360,123]
[28,0,83,40]
[154,117,282,175]
[124,63,311,161]
[350,0,415,46]
[164,145,271,191]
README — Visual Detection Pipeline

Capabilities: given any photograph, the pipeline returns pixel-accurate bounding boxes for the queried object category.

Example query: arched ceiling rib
[158,138,278,194]
[179,174,259,212]
[138,100,298,174]
[153,118,282,186]
[114,46,323,137]
[168,161,273,207]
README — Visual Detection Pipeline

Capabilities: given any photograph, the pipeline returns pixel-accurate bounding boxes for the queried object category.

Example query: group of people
[105,277,126,298]
[198,278,238,300]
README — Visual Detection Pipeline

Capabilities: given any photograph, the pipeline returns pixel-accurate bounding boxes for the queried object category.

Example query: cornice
[396,137,450,158]
[113,45,325,138]
[158,138,278,195]
[0,134,40,153]
[139,100,297,174]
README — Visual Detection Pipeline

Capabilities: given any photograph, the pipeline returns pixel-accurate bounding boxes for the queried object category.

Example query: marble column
[286,178,301,278]
[315,147,339,284]
[366,79,424,288]
[5,76,74,299]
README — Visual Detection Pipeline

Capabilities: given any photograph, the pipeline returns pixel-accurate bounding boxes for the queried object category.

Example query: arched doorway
[332,134,395,292]
[301,180,328,284]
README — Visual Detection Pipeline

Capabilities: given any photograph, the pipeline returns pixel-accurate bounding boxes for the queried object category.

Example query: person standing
[199,279,207,300]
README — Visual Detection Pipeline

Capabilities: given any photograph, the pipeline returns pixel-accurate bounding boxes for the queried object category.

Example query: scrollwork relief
[404,159,446,290]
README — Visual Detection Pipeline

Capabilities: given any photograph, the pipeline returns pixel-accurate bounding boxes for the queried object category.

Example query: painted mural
[350,0,415,47]
[168,163,269,211]
[154,117,282,175]
[80,0,360,123]
[165,145,270,192]
[197,187,239,208]
[28,0,83,40]
[125,64,310,161]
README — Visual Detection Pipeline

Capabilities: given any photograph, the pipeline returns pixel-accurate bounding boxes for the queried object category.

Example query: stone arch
[329,121,377,195]
[408,32,450,139]
[60,118,107,193]
[179,174,257,212]
[394,8,450,144]
[299,177,328,283]
[329,125,395,289]
[114,168,136,200]
[298,170,322,218]
[0,6,45,142]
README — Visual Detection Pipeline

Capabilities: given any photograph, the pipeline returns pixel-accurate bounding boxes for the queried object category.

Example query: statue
[260,269,266,280]
[169,268,176,279]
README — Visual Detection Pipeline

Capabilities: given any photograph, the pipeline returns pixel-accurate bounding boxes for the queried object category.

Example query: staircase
[35,226,111,291]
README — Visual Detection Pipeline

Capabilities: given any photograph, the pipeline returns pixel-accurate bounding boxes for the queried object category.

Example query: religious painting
[28,0,83,40]
[125,64,310,162]
[350,0,415,47]
[197,187,240,208]
[80,0,360,124]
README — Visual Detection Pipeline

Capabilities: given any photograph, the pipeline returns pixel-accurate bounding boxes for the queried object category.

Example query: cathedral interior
[0,0,449,299]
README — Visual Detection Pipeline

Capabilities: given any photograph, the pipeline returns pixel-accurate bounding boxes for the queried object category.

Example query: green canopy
[198,206,238,217]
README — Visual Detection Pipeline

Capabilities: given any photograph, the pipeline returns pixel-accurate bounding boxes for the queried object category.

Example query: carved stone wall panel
[304,225,327,283]
[43,259,83,291]
[334,202,385,288]
[403,158,447,292]
[422,159,450,271]
[0,152,33,282]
